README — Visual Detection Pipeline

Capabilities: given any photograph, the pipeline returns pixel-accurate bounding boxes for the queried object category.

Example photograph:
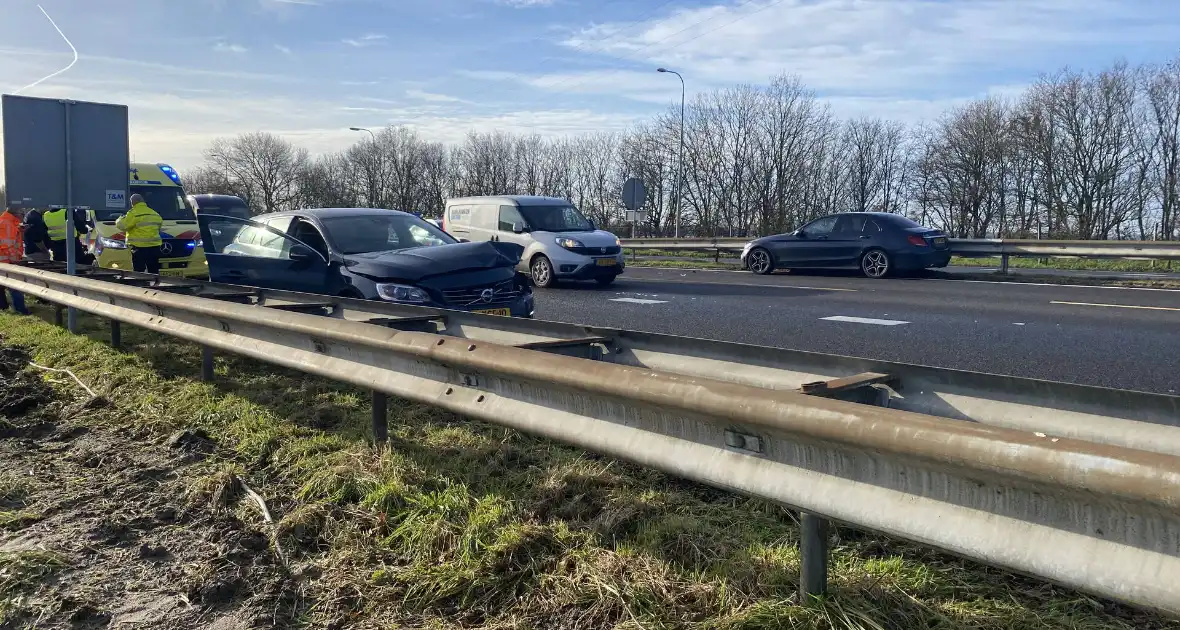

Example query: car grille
[441,279,522,308]
[566,245,620,256]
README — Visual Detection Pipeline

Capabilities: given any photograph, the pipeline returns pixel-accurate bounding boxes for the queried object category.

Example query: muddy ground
[0,341,297,629]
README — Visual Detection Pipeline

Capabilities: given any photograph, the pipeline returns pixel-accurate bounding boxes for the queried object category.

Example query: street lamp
[658,67,685,238]
[349,126,376,141]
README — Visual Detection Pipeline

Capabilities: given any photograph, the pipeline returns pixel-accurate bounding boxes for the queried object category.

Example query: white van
[442,196,625,287]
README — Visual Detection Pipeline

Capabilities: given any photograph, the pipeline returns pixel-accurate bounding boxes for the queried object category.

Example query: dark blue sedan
[740,212,951,278]
[197,208,535,317]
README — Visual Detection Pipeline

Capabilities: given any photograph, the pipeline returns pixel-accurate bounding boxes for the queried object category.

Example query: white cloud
[405,89,468,103]
[214,42,248,53]
[496,0,555,7]
[342,33,387,47]
[275,44,293,55]
[559,0,1178,95]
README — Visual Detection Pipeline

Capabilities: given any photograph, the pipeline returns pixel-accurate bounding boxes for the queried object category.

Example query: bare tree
[206,132,309,214]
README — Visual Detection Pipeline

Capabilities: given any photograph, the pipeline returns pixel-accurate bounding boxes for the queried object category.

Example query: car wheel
[530,255,556,288]
[746,247,774,275]
[861,249,891,278]
[595,275,616,287]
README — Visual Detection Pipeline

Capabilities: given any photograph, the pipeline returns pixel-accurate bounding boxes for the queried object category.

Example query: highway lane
[532,267,1180,394]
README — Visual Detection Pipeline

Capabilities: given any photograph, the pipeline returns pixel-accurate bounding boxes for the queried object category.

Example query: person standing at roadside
[0,206,31,315]
[116,194,163,273]
[42,206,87,264]
[20,208,52,262]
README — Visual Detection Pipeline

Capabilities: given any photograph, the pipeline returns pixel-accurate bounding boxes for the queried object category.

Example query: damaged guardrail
[3,262,1180,616]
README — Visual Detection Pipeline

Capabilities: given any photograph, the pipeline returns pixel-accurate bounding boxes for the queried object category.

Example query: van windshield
[519,205,594,232]
[95,186,197,222]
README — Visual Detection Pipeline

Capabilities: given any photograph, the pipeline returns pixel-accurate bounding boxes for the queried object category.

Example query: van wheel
[530,255,556,288]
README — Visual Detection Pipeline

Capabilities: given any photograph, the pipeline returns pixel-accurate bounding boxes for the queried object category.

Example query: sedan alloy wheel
[861,249,890,278]
[747,248,774,275]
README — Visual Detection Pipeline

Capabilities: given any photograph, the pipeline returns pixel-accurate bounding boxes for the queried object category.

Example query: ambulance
[88,163,208,277]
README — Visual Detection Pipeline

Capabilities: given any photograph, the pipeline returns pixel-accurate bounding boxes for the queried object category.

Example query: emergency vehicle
[87,163,208,277]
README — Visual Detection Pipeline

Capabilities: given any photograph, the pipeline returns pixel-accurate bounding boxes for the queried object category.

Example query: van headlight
[556,237,584,250]
[375,283,430,303]
[99,236,127,250]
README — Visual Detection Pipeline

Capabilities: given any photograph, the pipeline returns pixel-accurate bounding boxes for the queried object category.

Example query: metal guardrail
[3,262,1180,615]
[620,237,1180,271]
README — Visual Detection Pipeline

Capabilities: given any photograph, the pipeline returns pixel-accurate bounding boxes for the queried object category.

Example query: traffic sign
[622,177,645,211]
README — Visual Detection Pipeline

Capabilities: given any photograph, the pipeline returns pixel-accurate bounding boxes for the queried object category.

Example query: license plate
[933,237,947,246]
[159,268,188,276]
[474,308,511,317]
[595,258,617,266]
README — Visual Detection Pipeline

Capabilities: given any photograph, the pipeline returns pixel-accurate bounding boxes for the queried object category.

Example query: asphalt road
[532,267,1180,395]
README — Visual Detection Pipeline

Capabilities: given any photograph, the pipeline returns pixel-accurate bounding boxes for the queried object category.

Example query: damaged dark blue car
[197,208,535,318]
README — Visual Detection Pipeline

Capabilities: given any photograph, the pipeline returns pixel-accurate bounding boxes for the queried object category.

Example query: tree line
[181,56,1180,240]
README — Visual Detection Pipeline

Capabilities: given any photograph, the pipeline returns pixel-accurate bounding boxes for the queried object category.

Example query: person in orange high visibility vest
[0,206,30,315]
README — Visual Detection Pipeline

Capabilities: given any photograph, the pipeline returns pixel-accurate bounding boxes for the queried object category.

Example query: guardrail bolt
[799,512,830,601]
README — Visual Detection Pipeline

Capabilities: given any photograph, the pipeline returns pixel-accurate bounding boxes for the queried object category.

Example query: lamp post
[349,126,375,141]
[657,67,685,238]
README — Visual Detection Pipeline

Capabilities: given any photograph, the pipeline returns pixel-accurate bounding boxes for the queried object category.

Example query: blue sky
[2,0,1180,178]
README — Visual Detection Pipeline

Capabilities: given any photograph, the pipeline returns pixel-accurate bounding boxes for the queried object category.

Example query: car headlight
[555,237,584,250]
[614,237,621,247]
[375,283,430,303]
[99,236,127,250]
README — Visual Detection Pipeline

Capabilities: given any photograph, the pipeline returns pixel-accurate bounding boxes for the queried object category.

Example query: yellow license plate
[159,268,188,276]
[595,258,617,266]
[474,308,511,317]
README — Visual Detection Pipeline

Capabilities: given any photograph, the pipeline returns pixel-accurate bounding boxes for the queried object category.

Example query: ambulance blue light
[157,163,183,186]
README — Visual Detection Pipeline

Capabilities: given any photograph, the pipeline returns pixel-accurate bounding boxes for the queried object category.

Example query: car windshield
[518,204,594,232]
[320,214,457,255]
[95,186,196,222]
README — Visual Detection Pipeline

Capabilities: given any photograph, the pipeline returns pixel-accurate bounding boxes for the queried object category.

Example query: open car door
[198,214,335,295]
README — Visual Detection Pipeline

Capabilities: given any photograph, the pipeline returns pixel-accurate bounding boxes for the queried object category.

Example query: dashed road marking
[1050,300,1180,312]
[820,316,910,326]
[610,298,669,305]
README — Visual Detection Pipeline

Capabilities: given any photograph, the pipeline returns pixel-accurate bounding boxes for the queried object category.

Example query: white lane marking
[610,298,668,305]
[1049,300,1180,312]
[821,316,910,326]
[623,274,857,292]
[1014,322,1026,326]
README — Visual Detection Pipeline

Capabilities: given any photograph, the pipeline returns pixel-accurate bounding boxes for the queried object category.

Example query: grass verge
[0,305,1173,629]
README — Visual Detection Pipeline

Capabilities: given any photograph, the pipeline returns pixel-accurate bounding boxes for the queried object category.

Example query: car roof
[263,207,414,219]
[448,195,570,207]
[190,194,246,204]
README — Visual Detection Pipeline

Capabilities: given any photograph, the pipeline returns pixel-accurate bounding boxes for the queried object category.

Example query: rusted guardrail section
[3,262,1180,616]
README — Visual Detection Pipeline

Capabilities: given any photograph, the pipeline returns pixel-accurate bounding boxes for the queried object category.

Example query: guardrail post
[371,391,388,445]
[200,346,214,382]
[53,305,63,327]
[1000,253,1009,274]
[799,512,830,600]
[110,320,121,349]
[714,248,720,264]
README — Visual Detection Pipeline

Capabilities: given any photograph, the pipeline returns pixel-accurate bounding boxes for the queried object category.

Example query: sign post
[622,177,646,239]
[2,95,130,333]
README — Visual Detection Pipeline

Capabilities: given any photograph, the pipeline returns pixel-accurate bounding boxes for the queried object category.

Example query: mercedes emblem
[600,247,606,254]
[479,288,494,303]
[159,242,173,255]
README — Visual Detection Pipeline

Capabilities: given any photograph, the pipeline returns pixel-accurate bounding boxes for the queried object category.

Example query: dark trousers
[50,240,91,266]
[131,246,162,274]
[0,288,28,315]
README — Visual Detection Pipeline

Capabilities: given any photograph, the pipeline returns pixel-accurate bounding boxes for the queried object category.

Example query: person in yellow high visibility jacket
[41,207,88,264]
[116,194,164,273]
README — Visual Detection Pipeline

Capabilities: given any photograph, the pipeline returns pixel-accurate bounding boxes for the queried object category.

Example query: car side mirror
[511,221,526,234]
[794,229,806,238]
[289,244,318,261]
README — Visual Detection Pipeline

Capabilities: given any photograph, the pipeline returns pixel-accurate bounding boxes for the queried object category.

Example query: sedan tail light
[907,234,928,247]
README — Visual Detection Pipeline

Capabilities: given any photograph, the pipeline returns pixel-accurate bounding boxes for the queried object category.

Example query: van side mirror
[511,221,526,234]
